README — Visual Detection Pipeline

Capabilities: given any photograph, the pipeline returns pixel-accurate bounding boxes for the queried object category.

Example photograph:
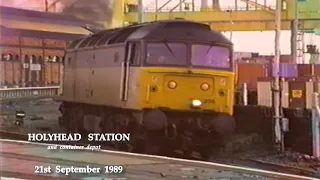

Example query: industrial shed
[0,6,101,87]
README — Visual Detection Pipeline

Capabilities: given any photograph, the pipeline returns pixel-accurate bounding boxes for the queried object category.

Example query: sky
[0,0,319,56]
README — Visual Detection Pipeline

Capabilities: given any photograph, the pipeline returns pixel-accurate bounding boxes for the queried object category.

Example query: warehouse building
[0,6,101,87]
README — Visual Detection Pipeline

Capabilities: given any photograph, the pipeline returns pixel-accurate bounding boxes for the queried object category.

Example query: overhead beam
[122,0,320,31]
[125,10,278,23]
[208,20,320,31]
[124,9,320,31]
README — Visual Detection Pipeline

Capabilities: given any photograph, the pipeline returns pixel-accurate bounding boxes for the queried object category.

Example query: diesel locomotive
[59,20,236,159]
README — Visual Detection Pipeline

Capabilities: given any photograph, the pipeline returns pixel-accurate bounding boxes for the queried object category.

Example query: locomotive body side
[59,20,236,159]
[63,44,141,109]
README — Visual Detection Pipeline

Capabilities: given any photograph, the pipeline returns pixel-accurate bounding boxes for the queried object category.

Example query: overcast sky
[1,0,319,56]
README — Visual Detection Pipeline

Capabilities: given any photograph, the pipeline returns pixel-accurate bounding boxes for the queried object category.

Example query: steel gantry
[109,0,319,63]
[111,0,320,32]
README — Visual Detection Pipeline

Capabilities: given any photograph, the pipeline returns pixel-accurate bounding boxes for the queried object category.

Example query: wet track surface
[1,140,316,180]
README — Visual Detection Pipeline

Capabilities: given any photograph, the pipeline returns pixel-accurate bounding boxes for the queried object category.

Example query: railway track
[1,130,319,179]
[1,138,319,180]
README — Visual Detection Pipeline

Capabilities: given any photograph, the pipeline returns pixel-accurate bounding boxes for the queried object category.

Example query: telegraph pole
[138,0,144,23]
[273,0,283,152]
[45,0,48,12]
[291,0,298,63]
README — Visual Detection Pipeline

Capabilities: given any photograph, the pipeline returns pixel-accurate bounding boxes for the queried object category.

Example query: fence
[0,86,60,101]
[238,83,320,157]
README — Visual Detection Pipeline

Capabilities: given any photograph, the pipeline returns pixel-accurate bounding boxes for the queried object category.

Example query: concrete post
[242,83,248,105]
[312,93,320,158]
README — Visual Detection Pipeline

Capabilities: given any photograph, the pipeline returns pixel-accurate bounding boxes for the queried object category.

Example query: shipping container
[45,63,52,85]
[233,52,252,60]
[13,61,22,86]
[287,78,318,109]
[257,77,289,108]
[280,55,293,63]
[236,63,269,90]
[296,64,320,77]
[313,64,320,76]
[257,77,320,109]
[253,58,270,64]
[298,64,313,77]
[4,61,14,85]
[270,63,298,78]
[0,61,5,85]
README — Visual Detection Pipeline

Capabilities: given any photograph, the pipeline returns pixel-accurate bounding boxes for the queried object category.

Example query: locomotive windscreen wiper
[163,40,177,60]
[205,42,215,56]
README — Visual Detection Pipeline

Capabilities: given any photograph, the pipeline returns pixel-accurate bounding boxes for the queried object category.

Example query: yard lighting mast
[273,0,284,152]
[138,0,144,23]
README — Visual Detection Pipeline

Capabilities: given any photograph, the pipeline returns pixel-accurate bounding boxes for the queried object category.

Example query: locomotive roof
[68,20,232,49]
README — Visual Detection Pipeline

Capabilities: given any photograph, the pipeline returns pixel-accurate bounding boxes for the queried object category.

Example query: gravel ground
[0,98,63,133]
[1,98,320,177]
[222,134,320,176]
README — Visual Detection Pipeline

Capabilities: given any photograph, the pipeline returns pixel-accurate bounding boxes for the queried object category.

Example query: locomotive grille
[68,38,83,49]
[96,30,118,46]
[109,26,141,44]
[164,22,210,31]
[87,36,101,47]
[78,38,92,48]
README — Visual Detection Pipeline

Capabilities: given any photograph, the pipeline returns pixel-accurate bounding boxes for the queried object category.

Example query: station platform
[0,139,317,180]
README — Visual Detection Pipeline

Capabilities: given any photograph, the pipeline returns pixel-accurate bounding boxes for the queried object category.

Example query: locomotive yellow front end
[134,41,235,158]
[140,68,234,115]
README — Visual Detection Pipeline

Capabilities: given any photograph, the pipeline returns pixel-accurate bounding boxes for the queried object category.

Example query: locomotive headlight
[191,99,202,107]
[168,81,177,89]
[15,110,26,118]
[200,83,210,91]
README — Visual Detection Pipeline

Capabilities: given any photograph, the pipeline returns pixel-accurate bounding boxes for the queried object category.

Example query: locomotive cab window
[124,43,140,66]
[145,42,187,66]
[191,44,232,70]
[128,43,140,66]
